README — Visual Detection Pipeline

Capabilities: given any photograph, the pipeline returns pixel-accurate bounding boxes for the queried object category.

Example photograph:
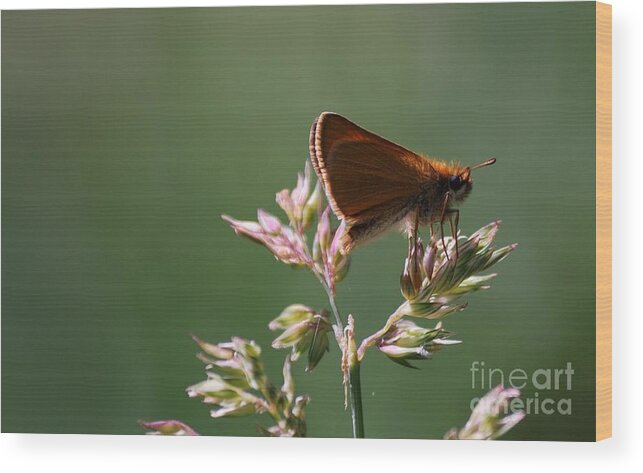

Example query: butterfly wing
[309,112,436,250]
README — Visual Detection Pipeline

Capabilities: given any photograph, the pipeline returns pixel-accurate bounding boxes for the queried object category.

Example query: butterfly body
[309,112,491,253]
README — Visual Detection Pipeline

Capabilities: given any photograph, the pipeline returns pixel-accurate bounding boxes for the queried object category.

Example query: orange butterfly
[309,112,495,255]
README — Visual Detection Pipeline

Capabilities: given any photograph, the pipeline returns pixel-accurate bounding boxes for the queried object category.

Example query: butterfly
[309,112,495,255]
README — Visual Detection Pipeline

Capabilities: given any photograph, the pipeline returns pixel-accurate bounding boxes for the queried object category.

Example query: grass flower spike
[445,385,526,440]
[144,163,523,440]
[139,419,199,436]
[269,304,332,371]
[377,320,461,368]
[186,336,310,436]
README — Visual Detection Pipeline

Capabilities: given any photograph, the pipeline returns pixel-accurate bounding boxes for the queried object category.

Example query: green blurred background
[2,3,596,440]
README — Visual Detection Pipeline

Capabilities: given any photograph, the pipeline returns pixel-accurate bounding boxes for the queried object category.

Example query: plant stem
[315,273,365,438]
[315,273,344,331]
[348,362,365,438]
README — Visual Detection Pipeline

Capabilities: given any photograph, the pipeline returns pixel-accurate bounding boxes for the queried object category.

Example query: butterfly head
[448,172,473,202]
[447,157,495,203]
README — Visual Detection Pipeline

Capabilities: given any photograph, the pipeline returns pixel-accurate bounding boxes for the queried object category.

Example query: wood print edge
[596,0,612,442]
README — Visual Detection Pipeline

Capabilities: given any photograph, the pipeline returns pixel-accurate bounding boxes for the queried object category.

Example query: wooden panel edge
[596,1,612,442]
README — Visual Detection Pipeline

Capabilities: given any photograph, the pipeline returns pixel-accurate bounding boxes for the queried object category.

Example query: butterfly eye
[449,175,463,190]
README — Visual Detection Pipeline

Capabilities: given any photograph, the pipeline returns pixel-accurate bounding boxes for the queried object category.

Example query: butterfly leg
[427,221,436,261]
[406,207,420,261]
[439,192,451,261]
[446,209,460,260]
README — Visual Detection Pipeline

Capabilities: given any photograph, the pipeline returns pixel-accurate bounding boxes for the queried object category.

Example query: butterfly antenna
[470,157,496,171]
